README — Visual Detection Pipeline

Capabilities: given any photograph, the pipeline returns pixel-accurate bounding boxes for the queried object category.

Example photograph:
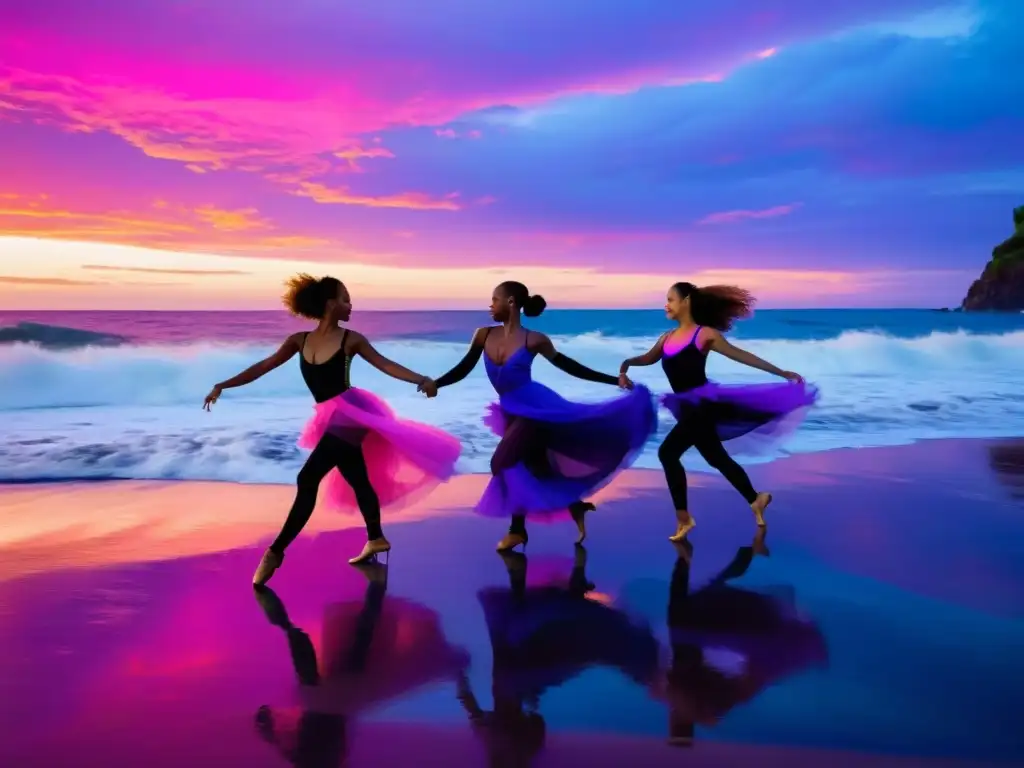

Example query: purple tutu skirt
[662,380,818,456]
[475,383,658,520]
[479,587,661,696]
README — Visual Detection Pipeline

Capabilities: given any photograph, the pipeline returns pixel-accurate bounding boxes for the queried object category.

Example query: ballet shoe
[750,492,773,527]
[253,548,283,587]
[496,532,528,552]
[569,501,596,544]
[348,537,391,565]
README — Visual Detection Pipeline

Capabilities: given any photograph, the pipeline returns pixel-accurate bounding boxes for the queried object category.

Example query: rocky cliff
[961,206,1024,311]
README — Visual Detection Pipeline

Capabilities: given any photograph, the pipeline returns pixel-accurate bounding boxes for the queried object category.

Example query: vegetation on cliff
[960,206,1024,311]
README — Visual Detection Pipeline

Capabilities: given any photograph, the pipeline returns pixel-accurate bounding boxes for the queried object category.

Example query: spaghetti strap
[689,326,702,347]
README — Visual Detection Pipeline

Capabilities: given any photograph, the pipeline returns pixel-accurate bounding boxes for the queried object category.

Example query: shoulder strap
[340,328,350,355]
[689,326,702,346]
[301,332,310,353]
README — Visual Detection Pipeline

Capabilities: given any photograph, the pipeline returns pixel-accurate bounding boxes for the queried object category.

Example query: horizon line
[1,306,955,313]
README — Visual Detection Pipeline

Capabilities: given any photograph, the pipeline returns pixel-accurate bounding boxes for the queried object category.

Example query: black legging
[270,432,382,555]
[491,417,590,537]
[657,412,758,511]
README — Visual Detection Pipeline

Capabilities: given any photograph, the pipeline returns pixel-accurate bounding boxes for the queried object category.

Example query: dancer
[430,281,657,551]
[203,274,460,584]
[619,282,816,540]
[457,547,660,765]
[253,564,470,766]
[655,535,828,743]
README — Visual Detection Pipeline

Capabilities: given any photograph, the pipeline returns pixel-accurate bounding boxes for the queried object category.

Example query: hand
[781,371,803,383]
[618,372,634,390]
[203,385,222,411]
[418,378,438,398]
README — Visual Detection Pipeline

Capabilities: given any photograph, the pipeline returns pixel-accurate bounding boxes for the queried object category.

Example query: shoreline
[2,435,1022,587]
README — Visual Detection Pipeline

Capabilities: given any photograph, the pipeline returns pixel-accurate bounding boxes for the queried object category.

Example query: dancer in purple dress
[429,281,657,551]
[619,283,817,540]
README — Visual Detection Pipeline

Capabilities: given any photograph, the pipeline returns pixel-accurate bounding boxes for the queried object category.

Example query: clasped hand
[417,378,438,398]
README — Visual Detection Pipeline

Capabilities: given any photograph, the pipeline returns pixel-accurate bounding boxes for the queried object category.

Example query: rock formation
[961,206,1024,311]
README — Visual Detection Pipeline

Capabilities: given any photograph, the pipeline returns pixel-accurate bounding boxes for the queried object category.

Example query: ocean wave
[0,322,127,350]
[1,329,1023,483]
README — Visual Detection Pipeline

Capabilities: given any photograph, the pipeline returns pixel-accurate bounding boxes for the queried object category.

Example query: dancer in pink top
[620,283,817,541]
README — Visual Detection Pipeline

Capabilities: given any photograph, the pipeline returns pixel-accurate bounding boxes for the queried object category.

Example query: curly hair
[671,282,755,332]
[282,274,343,320]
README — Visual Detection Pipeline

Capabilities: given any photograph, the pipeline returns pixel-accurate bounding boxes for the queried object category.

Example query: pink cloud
[697,203,802,225]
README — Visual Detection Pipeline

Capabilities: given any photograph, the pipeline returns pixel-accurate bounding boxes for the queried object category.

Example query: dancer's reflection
[989,441,1024,502]
[655,530,828,745]
[253,563,470,766]
[458,546,660,766]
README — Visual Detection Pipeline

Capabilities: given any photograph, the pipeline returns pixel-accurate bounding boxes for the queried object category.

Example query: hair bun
[523,294,547,317]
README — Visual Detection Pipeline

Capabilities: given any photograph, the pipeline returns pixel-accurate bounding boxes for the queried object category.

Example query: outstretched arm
[705,329,802,382]
[351,331,431,386]
[620,333,667,374]
[435,327,488,389]
[532,333,622,386]
[204,333,302,409]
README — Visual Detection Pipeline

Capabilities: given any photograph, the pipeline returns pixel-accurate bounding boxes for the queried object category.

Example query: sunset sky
[1,0,1021,309]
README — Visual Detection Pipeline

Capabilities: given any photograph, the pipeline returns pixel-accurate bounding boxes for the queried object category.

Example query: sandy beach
[1,437,1023,766]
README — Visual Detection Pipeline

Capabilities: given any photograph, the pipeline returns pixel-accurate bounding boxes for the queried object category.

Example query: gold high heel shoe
[496,532,528,552]
[668,511,696,542]
[348,537,391,565]
[253,548,283,587]
[750,492,773,527]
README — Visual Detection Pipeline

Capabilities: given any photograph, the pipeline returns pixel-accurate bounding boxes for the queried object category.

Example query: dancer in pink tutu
[619,283,817,541]
[203,274,459,584]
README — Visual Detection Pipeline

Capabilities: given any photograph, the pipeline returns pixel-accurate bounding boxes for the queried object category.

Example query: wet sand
[1,437,1023,766]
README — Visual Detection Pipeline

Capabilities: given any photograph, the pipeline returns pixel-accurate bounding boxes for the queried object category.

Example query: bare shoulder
[284,331,305,349]
[699,327,725,349]
[526,330,552,351]
[471,326,494,346]
[344,328,368,353]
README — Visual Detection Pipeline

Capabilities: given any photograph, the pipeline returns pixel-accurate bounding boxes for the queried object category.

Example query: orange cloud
[0,275,98,286]
[82,265,250,276]
[333,144,396,172]
[697,203,802,225]
[193,205,270,232]
[0,192,330,253]
[293,181,462,211]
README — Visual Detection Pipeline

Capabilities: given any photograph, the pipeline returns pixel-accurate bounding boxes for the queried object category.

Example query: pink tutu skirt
[298,387,461,513]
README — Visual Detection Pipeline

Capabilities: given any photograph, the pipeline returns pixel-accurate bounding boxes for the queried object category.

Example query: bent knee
[657,443,681,465]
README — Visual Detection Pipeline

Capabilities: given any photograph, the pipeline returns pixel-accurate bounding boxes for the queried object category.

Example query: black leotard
[661,327,708,393]
[299,330,352,403]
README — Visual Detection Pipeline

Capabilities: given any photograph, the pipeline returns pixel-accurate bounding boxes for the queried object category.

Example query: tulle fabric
[661,380,819,457]
[475,382,658,520]
[298,387,460,513]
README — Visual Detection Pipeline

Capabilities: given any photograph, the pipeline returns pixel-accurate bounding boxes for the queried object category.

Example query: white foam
[2,330,1023,482]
